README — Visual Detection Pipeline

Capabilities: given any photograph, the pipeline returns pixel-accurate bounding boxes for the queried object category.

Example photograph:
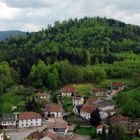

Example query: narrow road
[5,124,47,140]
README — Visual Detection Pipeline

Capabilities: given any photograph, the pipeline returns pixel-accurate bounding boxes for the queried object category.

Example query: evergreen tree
[100,127,107,140]
[90,108,101,127]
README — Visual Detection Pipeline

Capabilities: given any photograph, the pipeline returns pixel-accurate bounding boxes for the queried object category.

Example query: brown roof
[86,97,98,105]
[97,100,114,108]
[81,105,94,113]
[112,82,124,87]
[47,118,68,129]
[18,112,41,120]
[45,103,61,112]
[91,88,107,93]
[97,124,104,129]
[46,131,57,140]
[27,131,43,139]
[61,85,75,93]
[109,115,128,124]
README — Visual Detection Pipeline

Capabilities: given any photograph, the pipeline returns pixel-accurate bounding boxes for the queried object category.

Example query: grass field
[106,78,134,85]
[75,83,94,98]
[74,126,96,136]
[74,78,133,97]
[1,92,25,113]
[61,97,73,112]
[0,85,36,114]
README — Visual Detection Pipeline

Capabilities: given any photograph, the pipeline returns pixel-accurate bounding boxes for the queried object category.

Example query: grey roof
[1,114,16,122]
[97,100,114,108]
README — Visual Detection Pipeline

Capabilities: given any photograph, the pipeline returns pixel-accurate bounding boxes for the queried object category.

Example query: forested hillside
[0,17,140,90]
[0,30,26,41]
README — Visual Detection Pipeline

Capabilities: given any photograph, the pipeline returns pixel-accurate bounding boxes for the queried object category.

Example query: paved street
[5,124,47,140]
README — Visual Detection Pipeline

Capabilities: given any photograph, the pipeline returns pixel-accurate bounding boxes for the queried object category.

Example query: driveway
[5,124,47,140]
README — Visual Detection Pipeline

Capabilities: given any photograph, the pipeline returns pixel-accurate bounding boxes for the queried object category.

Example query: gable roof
[86,97,98,105]
[2,114,16,122]
[27,131,43,139]
[46,130,57,140]
[61,85,75,93]
[109,115,128,123]
[97,124,104,129]
[18,112,41,120]
[47,118,68,129]
[112,82,124,87]
[81,105,94,113]
[97,100,114,108]
[45,103,61,112]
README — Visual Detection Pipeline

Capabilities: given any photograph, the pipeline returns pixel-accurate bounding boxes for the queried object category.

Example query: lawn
[61,97,73,112]
[119,87,140,102]
[106,78,134,85]
[75,83,94,98]
[71,78,133,97]
[0,85,36,114]
[74,125,96,136]
[1,92,25,113]
[114,87,140,107]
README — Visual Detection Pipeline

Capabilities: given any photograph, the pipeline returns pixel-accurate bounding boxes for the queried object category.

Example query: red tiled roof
[97,124,104,129]
[27,131,43,139]
[61,85,75,93]
[18,112,41,120]
[45,103,61,112]
[46,130,57,139]
[47,118,68,129]
[109,115,128,123]
[86,97,98,104]
[112,82,124,87]
[47,121,67,129]
[81,105,94,113]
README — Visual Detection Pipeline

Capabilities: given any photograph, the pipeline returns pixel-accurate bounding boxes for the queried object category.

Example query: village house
[44,130,72,140]
[18,112,42,128]
[37,92,50,101]
[0,130,3,140]
[86,97,103,105]
[45,103,62,118]
[96,124,104,134]
[73,105,83,115]
[109,114,129,129]
[80,105,94,120]
[97,100,115,111]
[90,88,108,97]
[72,96,84,106]
[46,118,68,135]
[99,111,108,120]
[1,114,16,128]
[111,82,125,91]
[61,86,75,97]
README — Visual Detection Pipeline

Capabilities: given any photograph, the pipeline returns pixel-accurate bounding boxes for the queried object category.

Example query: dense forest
[0,17,140,91]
